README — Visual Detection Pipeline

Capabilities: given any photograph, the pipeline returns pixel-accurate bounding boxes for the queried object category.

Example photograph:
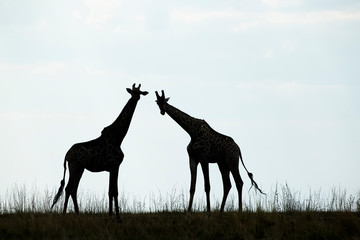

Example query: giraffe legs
[200,162,211,212]
[63,192,70,214]
[109,168,120,221]
[218,162,232,213]
[63,164,84,214]
[187,159,198,213]
[230,166,244,212]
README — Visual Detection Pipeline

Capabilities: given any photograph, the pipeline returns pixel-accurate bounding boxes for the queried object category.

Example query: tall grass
[246,183,360,212]
[1,184,359,240]
[1,183,359,214]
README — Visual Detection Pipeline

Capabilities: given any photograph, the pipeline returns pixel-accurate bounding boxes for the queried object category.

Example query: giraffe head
[126,83,149,99]
[155,90,170,115]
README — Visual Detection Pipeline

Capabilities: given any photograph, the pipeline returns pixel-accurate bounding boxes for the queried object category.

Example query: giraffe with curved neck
[52,84,148,221]
[155,90,264,213]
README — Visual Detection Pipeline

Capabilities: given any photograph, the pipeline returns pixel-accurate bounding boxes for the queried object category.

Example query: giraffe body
[65,137,124,173]
[187,120,239,164]
[52,84,148,221]
[155,90,264,213]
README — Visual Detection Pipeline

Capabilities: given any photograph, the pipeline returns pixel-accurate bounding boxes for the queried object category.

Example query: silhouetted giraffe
[52,84,148,221]
[155,90,264,213]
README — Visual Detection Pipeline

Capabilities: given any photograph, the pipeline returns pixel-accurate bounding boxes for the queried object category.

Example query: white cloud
[232,10,360,31]
[264,49,274,59]
[0,62,68,77]
[267,11,360,24]
[72,0,145,35]
[237,81,345,94]
[170,8,243,23]
[73,0,122,29]
[262,0,280,7]
[84,66,105,76]
[281,39,296,52]
[262,0,302,7]
[112,14,145,35]
[72,10,83,20]
[31,62,68,76]
[169,7,360,31]
[0,112,98,122]
[37,20,50,31]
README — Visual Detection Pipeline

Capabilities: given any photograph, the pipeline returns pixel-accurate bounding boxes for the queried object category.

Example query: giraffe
[155,90,264,213]
[51,83,148,221]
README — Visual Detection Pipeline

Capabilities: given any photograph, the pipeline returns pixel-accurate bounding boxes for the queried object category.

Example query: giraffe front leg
[187,158,198,213]
[200,162,211,212]
[108,174,113,218]
[108,193,113,218]
[109,169,120,222]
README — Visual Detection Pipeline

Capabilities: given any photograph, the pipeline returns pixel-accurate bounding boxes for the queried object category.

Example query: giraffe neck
[164,103,203,138]
[103,96,139,145]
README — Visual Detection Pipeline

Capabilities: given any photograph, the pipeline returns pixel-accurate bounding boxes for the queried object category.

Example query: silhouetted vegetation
[0,184,359,239]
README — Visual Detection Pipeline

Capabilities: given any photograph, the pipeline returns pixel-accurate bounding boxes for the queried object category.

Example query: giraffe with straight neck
[155,90,264,213]
[52,84,148,221]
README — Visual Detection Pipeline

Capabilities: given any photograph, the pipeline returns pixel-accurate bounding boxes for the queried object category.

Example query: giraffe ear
[141,91,149,96]
[126,88,132,94]
[165,97,170,102]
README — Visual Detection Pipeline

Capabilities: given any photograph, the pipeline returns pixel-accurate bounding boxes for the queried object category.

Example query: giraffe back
[65,136,124,172]
[187,121,240,164]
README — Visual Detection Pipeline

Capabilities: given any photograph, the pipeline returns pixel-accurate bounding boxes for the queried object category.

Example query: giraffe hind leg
[63,191,70,214]
[218,162,231,213]
[230,167,244,212]
[64,165,84,214]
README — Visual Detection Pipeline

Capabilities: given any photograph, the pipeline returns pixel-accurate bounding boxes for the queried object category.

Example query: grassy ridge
[2,184,360,213]
[1,184,360,239]
[1,211,359,239]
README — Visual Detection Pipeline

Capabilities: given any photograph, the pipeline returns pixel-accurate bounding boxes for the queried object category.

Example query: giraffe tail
[51,158,67,209]
[238,147,266,195]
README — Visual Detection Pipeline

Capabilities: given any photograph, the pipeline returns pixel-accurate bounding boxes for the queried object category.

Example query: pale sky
[1,0,359,209]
